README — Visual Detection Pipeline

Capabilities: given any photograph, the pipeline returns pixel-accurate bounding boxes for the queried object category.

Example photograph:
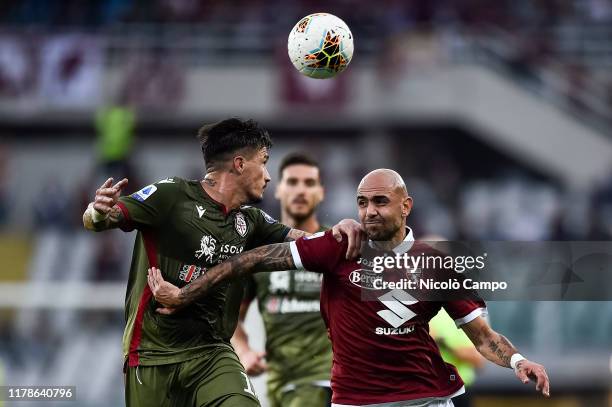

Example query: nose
[366,202,378,218]
[295,181,307,195]
[264,167,271,183]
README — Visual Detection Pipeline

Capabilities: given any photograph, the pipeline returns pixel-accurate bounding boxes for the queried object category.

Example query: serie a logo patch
[132,184,157,202]
[261,210,277,224]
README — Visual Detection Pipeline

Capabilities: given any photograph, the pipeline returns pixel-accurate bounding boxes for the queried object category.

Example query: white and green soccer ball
[288,13,354,79]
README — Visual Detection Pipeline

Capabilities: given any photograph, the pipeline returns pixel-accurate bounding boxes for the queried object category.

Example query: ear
[274,181,282,200]
[402,196,413,218]
[232,156,246,175]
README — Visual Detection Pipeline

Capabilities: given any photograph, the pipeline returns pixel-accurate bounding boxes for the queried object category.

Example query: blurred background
[0,0,611,406]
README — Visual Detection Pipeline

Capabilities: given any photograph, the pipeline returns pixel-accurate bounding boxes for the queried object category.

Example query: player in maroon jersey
[148,169,550,406]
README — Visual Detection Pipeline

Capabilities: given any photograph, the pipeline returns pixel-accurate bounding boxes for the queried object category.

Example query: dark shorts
[125,347,260,407]
[270,384,332,407]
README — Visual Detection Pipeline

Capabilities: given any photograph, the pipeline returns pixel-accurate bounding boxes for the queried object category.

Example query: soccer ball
[288,13,354,79]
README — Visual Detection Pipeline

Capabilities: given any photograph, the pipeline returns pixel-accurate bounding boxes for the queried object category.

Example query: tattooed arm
[285,229,309,241]
[286,218,365,260]
[147,243,295,311]
[461,316,550,397]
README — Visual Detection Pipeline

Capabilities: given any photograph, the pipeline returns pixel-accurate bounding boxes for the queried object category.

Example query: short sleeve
[416,243,487,328]
[290,230,346,274]
[247,208,290,247]
[117,179,178,231]
[443,299,487,328]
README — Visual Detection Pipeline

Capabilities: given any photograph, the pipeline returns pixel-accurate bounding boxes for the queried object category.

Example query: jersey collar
[198,181,230,216]
[368,227,415,255]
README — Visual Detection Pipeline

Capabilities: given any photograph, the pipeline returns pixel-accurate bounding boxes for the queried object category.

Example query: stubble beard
[368,222,402,242]
[285,204,316,223]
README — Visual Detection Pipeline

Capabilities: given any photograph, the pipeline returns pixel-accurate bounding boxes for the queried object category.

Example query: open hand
[515,360,550,397]
[93,177,128,216]
[237,349,267,376]
[332,218,366,260]
[147,267,182,315]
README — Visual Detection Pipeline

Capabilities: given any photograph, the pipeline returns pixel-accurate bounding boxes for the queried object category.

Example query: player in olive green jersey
[82,119,363,407]
[232,153,332,407]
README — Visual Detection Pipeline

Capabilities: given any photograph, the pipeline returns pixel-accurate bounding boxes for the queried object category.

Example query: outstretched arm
[231,300,267,376]
[148,243,295,312]
[285,229,309,241]
[83,177,129,231]
[285,218,365,260]
[461,316,550,397]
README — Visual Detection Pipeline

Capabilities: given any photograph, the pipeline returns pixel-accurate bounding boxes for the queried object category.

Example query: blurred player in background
[430,310,484,407]
[149,169,550,407]
[424,235,484,407]
[232,153,332,407]
[82,118,362,407]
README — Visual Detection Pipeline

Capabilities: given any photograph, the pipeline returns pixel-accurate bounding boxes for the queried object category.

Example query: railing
[454,26,612,134]
[0,23,609,134]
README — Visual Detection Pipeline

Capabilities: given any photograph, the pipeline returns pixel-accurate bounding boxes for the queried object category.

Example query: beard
[366,222,402,242]
[245,189,264,204]
[285,203,317,222]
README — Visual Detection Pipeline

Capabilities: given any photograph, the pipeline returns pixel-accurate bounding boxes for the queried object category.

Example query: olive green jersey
[244,226,332,395]
[117,177,290,367]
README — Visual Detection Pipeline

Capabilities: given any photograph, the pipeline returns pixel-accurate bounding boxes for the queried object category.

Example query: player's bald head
[357,169,408,197]
[356,169,412,241]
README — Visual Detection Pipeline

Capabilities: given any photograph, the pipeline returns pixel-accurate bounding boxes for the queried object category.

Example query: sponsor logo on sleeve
[132,184,157,202]
[157,177,175,184]
[235,212,248,237]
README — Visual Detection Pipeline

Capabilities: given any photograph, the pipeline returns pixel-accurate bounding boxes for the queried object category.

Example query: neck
[389,226,407,248]
[372,226,407,251]
[281,210,320,234]
[201,172,245,211]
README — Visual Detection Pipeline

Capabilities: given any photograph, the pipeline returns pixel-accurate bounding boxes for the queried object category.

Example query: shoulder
[128,176,184,201]
[293,230,351,273]
[300,229,347,252]
[411,241,444,257]
[147,176,186,192]
[240,206,280,225]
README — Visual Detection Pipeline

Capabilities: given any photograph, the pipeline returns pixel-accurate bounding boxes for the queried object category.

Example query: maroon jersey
[289,229,487,405]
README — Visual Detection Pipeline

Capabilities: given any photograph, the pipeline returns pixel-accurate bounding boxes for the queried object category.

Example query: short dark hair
[197,118,272,170]
[278,153,322,182]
